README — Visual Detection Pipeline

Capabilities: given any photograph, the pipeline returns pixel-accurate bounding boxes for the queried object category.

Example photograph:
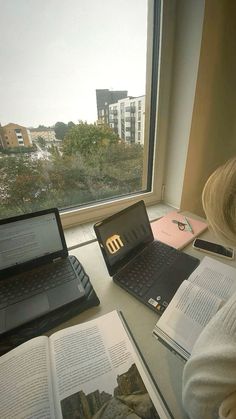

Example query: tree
[54,122,69,141]
[62,121,143,198]
[0,155,48,216]
[0,150,96,217]
[67,121,75,130]
[36,136,46,149]
[37,125,48,130]
[0,122,144,218]
[54,121,76,141]
[62,122,119,157]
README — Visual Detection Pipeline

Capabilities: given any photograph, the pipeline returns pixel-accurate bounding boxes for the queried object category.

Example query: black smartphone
[192,238,234,260]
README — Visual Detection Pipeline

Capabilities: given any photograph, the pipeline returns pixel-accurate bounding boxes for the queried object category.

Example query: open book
[153,256,236,360]
[0,310,172,419]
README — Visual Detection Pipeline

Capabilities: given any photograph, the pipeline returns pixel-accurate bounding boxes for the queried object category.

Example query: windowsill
[65,202,176,250]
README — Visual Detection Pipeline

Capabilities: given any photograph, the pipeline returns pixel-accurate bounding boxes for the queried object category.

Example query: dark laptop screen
[94,200,154,276]
[0,208,67,275]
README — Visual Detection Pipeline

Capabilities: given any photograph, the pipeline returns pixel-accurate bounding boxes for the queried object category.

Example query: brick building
[0,123,32,149]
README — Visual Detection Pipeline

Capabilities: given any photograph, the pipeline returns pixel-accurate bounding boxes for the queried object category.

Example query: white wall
[163,0,205,208]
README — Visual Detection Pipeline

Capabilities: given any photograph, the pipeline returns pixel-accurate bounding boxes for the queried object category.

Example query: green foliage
[63,122,119,157]
[68,121,75,130]
[48,144,60,156]
[37,125,49,130]
[36,136,46,149]
[0,122,144,219]
[54,121,75,141]
[0,155,47,216]
[0,145,36,154]
[54,122,68,140]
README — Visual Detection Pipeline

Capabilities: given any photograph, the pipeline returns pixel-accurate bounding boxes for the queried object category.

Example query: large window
[0,0,163,225]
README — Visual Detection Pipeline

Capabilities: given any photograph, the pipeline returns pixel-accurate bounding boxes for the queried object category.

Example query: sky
[0,0,147,128]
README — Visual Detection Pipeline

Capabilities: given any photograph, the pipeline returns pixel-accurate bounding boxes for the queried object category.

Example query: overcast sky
[0,0,147,128]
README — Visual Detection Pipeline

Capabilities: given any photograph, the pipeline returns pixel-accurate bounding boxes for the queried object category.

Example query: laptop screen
[0,208,67,275]
[94,200,154,276]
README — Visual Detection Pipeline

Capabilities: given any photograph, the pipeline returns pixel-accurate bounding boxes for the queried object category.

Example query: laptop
[0,208,85,335]
[94,200,200,313]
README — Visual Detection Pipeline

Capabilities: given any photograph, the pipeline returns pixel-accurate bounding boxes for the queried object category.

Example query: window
[0,0,164,225]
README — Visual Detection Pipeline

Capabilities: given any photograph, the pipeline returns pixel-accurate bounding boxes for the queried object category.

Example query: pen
[184,217,194,234]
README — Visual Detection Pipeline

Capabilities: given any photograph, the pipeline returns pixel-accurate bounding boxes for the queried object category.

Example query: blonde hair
[202,157,236,247]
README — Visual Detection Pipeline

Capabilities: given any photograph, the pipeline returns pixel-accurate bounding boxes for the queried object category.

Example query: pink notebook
[151,211,208,250]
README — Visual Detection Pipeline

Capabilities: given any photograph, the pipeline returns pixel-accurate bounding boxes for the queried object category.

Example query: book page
[49,310,170,419]
[187,256,236,301]
[154,280,223,355]
[0,336,55,418]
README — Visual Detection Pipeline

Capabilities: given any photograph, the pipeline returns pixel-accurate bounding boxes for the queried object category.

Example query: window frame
[60,0,175,229]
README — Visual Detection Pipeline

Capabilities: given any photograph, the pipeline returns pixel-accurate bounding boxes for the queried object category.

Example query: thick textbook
[153,256,236,360]
[0,310,172,419]
[151,211,207,249]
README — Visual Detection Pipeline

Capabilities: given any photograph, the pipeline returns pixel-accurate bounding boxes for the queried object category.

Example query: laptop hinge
[53,257,62,263]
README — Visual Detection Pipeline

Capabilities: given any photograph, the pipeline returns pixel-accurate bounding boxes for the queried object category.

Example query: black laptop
[94,200,199,313]
[0,208,85,335]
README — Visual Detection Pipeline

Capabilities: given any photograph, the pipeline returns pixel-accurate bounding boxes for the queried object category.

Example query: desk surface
[47,224,236,419]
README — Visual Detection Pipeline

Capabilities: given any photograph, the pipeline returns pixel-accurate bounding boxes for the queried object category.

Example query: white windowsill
[65,202,176,250]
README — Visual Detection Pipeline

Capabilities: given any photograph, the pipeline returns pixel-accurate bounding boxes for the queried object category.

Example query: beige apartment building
[30,128,56,142]
[0,123,32,149]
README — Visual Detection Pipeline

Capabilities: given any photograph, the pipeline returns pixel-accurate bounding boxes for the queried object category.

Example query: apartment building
[109,95,145,145]
[30,128,56,143]
[96,89,128,125]
[0,123,32,149]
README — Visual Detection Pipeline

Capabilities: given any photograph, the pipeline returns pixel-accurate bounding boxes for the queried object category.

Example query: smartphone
[192,238,234,260]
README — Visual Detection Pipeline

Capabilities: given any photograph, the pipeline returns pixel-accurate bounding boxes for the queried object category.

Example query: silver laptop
[0,208,85,335]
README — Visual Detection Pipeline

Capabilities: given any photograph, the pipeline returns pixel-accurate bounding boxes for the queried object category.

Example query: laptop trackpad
[6,294,50,332]
[47,281,82,310]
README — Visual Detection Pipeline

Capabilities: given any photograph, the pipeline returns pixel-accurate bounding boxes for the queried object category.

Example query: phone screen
[193,239,234,258]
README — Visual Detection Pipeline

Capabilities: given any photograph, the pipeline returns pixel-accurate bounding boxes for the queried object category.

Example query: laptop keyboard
[116,241,179,298]
[0,258,78,309]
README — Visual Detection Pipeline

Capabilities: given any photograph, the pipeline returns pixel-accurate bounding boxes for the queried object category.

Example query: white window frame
[60,0,175,229]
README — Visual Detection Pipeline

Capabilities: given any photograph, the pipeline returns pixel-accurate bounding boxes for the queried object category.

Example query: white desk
[47,226,236,419]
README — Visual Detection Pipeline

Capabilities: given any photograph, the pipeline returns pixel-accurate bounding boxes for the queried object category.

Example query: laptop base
[114,241,199,313]
[0,256,85,335]
[0,256,100,356]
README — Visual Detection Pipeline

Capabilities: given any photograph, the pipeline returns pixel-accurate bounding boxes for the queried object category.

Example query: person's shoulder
[182,292,236,419]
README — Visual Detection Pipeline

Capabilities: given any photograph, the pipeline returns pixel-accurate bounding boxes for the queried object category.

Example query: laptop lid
[94,200,154,276]
[0,208,68,279]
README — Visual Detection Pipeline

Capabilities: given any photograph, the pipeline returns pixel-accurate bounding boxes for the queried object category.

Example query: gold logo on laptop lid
[106,234,124,254]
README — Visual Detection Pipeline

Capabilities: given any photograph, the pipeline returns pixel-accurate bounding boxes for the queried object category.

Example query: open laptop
[0,208,85,335]
[94,200,200,313]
